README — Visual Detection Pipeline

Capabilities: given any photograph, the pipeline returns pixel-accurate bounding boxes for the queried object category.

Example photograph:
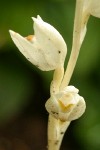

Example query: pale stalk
[48,66,65,150]
[48,115,70,150]
[48,67,70,150]
[48,115,59,150]
[50,66,64,95]
[57,120,70,149]
[48,1,85,149]
[60,0,84,90]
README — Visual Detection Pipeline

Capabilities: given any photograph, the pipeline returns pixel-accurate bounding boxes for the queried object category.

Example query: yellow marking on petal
[25,35,34,41]
[59,100,73,112]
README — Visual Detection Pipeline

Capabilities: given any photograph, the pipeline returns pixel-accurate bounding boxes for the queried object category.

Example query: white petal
[45,96,60,119]
[90,0,100,18]
[67,95,86,121]
[37,15,43,21]
[9,30,53,71]
[32,17,67,66]
[64,85,79,94]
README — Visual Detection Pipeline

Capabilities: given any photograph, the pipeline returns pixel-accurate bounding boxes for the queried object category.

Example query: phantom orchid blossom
[45,86,86,122]
[9,13,86,150]
[9,0,100,150]
[9,16,67,71]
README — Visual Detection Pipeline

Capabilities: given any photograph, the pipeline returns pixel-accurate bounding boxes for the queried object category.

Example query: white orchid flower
[73,0,100,49]
[9,15,67,71]
[45,86,86,122]
[83,0,100,18]
[79,0,100,45]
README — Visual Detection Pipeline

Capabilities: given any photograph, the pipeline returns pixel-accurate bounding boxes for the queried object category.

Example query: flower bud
[9,15,67,71]
[45,86,86,121]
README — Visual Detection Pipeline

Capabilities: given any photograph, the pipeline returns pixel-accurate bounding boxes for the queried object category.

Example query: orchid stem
[50,66,64,95]
[48,115,70,150]
[48,0,85,149]
[60,0,84,90]
[48,67,64,150]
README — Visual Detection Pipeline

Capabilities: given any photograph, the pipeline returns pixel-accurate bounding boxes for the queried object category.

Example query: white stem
[48,67,64,150]
[55,120,70,150]
[48,66,71,150]
[48,115,59,150]
[48,1,85,149]
[48,115,70,150]
[60,0,84,90]
[50,66,64,95]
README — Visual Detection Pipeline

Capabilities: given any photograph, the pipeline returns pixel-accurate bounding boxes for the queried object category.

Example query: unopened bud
[45,86,86,121]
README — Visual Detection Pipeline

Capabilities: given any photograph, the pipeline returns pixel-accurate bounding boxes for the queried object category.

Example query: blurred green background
[0,0,100,149]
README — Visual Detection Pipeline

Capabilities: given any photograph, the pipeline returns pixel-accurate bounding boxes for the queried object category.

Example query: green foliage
[0,50,36,123]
